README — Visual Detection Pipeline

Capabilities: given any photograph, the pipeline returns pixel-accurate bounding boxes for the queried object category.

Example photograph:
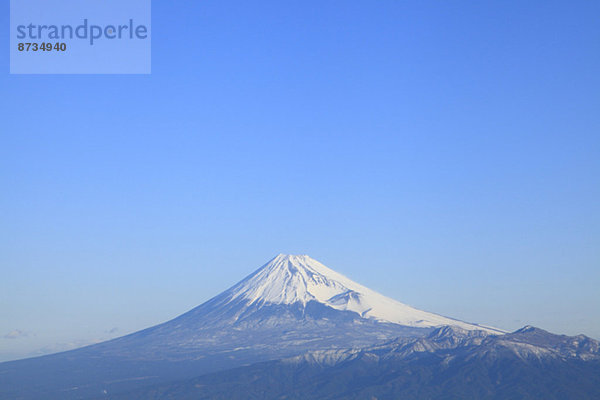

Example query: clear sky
[1,1,599,361]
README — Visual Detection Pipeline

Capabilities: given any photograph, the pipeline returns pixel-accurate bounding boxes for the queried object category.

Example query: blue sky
[1,1,599,361]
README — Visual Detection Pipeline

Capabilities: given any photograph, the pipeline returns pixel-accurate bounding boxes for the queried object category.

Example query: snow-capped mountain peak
[223,254,504,333]
[228,254,362,306]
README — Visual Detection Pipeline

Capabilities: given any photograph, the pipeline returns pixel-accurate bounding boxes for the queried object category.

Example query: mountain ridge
[104,325,600,400]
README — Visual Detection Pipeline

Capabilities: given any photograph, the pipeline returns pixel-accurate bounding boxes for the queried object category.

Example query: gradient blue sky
[1,1,599,361]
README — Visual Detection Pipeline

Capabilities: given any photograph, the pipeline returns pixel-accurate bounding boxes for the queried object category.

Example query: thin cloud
[4,329,28,339]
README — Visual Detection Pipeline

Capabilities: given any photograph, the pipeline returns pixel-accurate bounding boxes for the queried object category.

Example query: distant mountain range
[110,325,600,400]
[1,254,597,399]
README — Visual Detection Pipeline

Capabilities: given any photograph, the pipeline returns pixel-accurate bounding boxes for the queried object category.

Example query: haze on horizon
[1,0,599,362]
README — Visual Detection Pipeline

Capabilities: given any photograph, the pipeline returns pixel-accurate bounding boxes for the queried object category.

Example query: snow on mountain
[221,254,504,333]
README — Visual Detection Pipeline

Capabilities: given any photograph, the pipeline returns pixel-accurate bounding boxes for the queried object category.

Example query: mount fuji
[1,254,505,399]
[95,254,502,360]
[194,253,502,332]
